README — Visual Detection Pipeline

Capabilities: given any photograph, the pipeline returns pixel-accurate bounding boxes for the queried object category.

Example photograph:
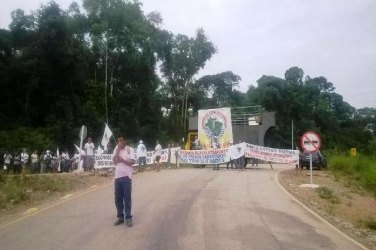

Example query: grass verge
[328,153,376,195]
[0,173,107,210]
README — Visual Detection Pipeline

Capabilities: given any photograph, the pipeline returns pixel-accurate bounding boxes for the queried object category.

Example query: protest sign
[94,154,114,169]
[179,148,228,165]
[244,143,299,164]
[198,108,233,149]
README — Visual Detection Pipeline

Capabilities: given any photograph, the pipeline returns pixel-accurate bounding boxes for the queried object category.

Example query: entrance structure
[188,106,275,146]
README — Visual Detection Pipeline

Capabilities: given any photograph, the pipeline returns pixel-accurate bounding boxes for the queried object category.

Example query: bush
[316,186,341,203]
[0,174,70,209]
[359,217,376,230]
[317,186,334,199]
[328,153,376,194]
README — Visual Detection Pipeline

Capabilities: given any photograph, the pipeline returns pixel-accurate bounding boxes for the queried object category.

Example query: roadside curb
[275,169,369,250]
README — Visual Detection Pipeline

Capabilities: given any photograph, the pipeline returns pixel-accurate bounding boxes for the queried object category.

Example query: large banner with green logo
[198,108,233,149]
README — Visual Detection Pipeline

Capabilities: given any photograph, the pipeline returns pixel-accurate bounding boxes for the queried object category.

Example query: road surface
[0,165,364,250]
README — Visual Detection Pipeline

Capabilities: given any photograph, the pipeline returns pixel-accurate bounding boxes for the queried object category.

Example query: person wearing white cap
[136,140,147,171]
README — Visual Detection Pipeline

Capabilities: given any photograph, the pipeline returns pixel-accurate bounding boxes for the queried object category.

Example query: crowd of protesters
[2,149,81,175]
[1,135,257,175]
[1,137,100,175]
[1,136,177,175]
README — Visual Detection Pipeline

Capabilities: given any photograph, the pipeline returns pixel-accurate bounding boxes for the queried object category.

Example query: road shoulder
[276,168,375,250]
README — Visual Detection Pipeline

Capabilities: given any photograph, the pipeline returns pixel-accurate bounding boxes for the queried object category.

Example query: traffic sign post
[300,131,321,188]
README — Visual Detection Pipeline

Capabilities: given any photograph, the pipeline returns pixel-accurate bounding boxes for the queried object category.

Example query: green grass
[0,173,71,209]
[358,217,376,230]
[316,186,341,204]
[328,153,376,195]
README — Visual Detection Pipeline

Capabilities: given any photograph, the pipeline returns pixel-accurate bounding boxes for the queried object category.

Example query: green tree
[160,28,216,135]
[195,71,241,108]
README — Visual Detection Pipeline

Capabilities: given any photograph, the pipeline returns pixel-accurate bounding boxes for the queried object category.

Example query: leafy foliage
[0,1,374,155]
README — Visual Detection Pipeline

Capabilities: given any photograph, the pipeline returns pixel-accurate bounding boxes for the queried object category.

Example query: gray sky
[1,0,375,109]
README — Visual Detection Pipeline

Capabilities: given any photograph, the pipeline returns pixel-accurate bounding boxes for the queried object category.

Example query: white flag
[57,147,61,172]
[73,144,85,173]
[97,145,104,155]
[101,123,113,149]
[74,144,86,156]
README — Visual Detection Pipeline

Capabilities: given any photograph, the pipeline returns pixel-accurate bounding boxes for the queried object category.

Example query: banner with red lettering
[179,148,228,164]
[244,143,299,164]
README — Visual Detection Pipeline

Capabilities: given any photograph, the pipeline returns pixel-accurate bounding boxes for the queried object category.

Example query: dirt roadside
[278,168,376,250]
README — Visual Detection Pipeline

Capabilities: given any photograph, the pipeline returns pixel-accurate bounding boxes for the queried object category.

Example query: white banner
[244,143,299,164]
[179,143,299,165]
[228,143,245,160]
[94,144,298,168]
[180,148,228,165]
[94,154,114,169]
[95,147,181,168]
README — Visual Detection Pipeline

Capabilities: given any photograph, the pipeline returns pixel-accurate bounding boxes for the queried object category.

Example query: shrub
[317,186,334,199]
[0,175,70,209]
[328,154,376,194]
[359,217,376,230]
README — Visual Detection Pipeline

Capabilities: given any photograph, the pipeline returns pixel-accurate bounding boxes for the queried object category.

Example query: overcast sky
[1,0,375,109]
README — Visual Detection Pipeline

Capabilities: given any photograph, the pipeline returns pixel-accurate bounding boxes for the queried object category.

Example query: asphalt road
[0,165,364,250]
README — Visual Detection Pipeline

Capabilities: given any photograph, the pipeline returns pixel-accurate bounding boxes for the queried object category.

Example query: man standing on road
[84,137,95,172]
[211,138,220,170]
[226,142,234,170]
[30,150,39,174]
[136,140,147,172]
[112,136,136,227]
[153,140,162,171]
[44,150,52,172]
[3,151,12,174]
[21,149,29,173]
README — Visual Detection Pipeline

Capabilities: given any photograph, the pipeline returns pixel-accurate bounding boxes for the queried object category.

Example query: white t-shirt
[62,152,70,160]
[31,153,38,163]
[155,144,162,156]
[21,152,29,164]
[137,143,147,158]
[85,142,95,156]
[4,154,12,164]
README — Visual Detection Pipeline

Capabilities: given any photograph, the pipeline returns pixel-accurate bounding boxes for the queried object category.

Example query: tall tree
[195,71,241,108]
[83,0,168,144]
[160,28,216,135]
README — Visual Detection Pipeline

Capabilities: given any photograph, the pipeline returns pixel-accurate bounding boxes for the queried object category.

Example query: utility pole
[291,119,294,150]
[104,39,108,125]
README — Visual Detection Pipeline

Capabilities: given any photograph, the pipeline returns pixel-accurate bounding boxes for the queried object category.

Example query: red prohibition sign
[300,131,321,153]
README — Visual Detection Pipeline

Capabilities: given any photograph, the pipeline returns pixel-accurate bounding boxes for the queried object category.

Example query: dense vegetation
[328,152,376,194]
[0,0,375,153]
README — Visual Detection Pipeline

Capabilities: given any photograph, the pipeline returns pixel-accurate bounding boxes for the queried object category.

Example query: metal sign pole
[300,131,321,189]
[310,153,313,184]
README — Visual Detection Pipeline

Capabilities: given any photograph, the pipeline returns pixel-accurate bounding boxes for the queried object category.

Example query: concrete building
[188,106,276,146]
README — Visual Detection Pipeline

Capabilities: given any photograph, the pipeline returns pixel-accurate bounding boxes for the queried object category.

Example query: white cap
[139,140,143,144]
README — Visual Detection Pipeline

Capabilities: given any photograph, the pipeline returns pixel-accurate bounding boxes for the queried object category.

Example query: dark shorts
[155,155,161,162]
